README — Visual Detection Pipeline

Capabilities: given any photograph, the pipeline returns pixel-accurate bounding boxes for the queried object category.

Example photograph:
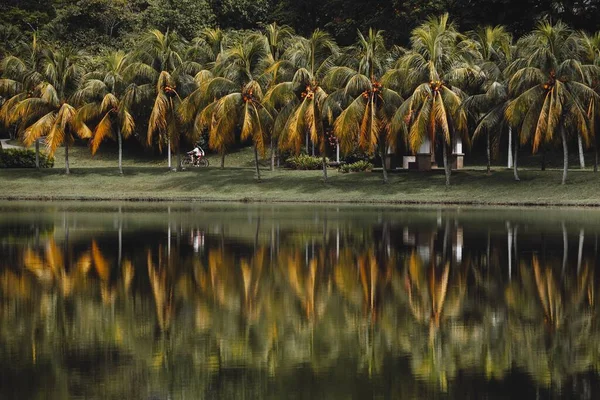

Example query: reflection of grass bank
[2,145,600,206]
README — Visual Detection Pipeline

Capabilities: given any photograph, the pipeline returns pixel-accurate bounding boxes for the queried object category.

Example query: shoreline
[1,194,599,208]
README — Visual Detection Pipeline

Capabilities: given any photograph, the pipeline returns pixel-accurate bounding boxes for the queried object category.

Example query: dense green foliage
[2,0,599,47]
[0,148,53,168]
[338,160,373,173]
[285,154,325,170]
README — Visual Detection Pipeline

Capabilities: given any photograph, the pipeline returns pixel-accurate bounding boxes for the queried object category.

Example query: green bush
[339,160,373,173]
[285,154,325,170]
[0,148,54,168]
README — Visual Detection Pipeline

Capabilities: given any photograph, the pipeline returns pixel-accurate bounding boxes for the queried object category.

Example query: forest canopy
[2,0,599,50]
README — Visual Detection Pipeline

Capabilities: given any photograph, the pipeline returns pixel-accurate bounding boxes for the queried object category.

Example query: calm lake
[1,202,600,399]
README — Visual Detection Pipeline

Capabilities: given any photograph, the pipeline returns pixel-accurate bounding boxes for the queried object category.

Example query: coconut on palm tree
[506,21,600,184]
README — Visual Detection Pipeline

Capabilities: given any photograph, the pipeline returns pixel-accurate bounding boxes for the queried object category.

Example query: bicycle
[181,154,209,169]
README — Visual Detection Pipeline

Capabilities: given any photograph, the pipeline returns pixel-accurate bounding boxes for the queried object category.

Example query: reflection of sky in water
[0,203,600,399]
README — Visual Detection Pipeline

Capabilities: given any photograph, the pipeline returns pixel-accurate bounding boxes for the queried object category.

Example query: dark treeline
[2,0,600,48]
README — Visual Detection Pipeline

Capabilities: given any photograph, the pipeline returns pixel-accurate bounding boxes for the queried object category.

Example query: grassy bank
[2,144,600,206]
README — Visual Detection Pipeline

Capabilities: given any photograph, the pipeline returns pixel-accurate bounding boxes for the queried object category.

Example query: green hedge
[338,160,373,173]
[285,154,325,170]
[0,148,54,168]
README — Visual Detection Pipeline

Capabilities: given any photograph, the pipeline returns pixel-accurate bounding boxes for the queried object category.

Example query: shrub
[339,160,373,173]
[285,154,325,170]
[0,148,54,168]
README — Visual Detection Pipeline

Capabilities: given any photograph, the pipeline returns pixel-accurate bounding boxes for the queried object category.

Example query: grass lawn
[2,142,600,206]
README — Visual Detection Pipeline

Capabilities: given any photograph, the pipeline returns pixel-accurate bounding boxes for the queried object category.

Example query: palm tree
[207,80,272,180]
[264,23,294,169]
[135,29,197,170]
[579,31,600,172]
[465,26,513,175]
[188,34,272,177]
[506,21,599,184]
[0,31,45,166]
[265,29,340,181]
[325,29,403,183]
[74,51,149,174]
[14,47,91,174]
[390,14,479,186]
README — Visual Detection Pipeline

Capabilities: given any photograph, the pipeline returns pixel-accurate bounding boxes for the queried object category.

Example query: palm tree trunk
[577,229,584,274]
[322,152,328,182]
[443,142,450,186]
[270,137,275,171]
[177,148,181,172]
[513,130,520,181]
[507,127,513,168]
[486,130,491,174]
[65,141,70,175]
[35,139,40,169]
[594,136,598,172]
[254,144,261,181]
[117,128,123,175]
[578,134,585,169]
[380,146,388,184]
[167,137,171,169]
[541,147,546,171]
[561,128,569,185]
[220,152,225,169]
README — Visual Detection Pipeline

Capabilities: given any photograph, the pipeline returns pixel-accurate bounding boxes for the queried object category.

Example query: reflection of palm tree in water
[24,238,92,297]
[147,246,174,332]
[282,248,332,322]
[404,251,467,336]
[334,250,393,321]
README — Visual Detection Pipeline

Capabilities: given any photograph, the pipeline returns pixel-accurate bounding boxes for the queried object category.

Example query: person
[187,144,205,165]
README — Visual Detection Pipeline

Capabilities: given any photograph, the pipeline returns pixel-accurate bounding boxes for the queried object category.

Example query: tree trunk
[177,147,181,172]
[561,128,569,185]
[577,229,584,274]
[270,137,275,171]
[578,134,585,169]
[443,142,450,186]
[380,146,388,184]
[541,147,546,171]
[306,132,309,154]
[220,152,225,169]
[513,130,520,181]
[35,138,40,169]
[594,136,598,172]
[65,141,70,175]
[167,137,171,169]
[254,144,261,181]
[322,151,328,182]
[117,128,123,175]
[507,127,513,168]
[486,130,491,174]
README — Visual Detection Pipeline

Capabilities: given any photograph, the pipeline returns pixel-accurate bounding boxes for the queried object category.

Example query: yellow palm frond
[23,111,56,147]
[100,93,119,113]
[92,240,111,282]
[121,110,135,139]
[91,112,114,155]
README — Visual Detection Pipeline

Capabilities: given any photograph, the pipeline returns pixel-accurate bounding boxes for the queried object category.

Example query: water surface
[1,202,599,399]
